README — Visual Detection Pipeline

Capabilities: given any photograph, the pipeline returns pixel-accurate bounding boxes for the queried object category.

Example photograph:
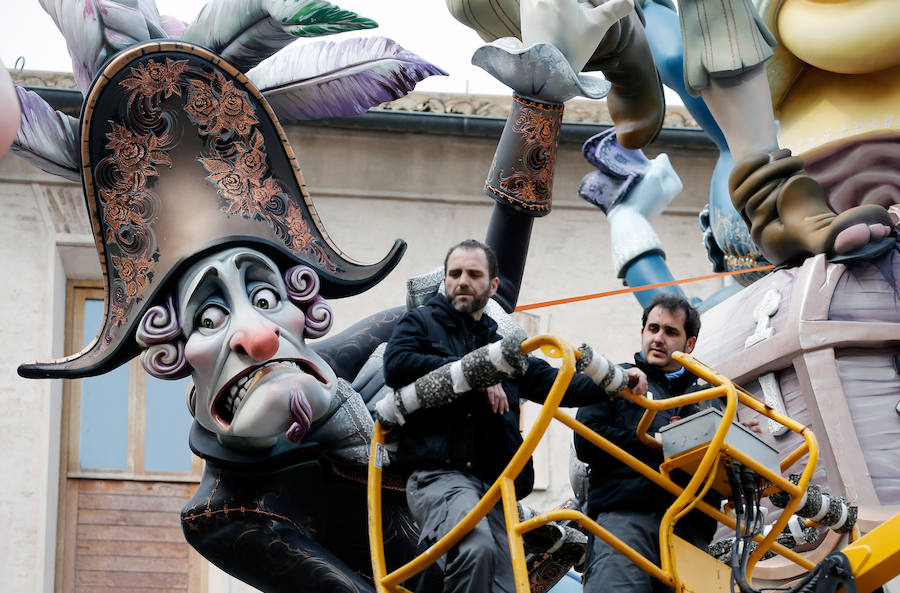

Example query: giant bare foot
[730,150,895,266]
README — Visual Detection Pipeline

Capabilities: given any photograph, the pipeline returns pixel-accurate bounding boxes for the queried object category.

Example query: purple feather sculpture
[13,0,446,179]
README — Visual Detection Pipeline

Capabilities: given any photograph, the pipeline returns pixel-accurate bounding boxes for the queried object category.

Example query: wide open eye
[251,287,280,311]
[196,304,228,331]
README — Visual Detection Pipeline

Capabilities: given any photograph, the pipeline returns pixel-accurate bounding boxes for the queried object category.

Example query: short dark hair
[641,293,701,339]
[443,239,499,279]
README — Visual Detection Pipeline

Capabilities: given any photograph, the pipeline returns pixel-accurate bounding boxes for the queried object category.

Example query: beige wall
[0,117,719,590]
[0,156,87,593]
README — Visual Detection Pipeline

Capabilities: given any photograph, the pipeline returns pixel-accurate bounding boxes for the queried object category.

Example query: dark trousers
[583,510,711,593]
[406,469,515,593]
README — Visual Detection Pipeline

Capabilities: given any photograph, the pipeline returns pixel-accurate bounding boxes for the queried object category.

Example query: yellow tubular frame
[368,337,821,593]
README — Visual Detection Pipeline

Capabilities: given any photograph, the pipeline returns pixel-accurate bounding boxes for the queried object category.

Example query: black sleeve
[517,357,606,407]
[382,310,460,389]
[573,400,653,466]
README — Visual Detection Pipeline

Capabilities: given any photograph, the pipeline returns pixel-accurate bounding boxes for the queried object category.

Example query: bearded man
[382,239,648,593]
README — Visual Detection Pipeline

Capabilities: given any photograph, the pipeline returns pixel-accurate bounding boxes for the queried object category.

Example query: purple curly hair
[284,264,333,338]
[137,295,191,380]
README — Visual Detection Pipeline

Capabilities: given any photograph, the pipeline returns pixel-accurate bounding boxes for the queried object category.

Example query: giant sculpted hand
[472,0,634,102]
[520,0,634,74]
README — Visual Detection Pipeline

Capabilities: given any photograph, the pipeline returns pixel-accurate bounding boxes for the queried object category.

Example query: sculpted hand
[521,0,634,73]
[485,383,510,414]
[625,367,647,396]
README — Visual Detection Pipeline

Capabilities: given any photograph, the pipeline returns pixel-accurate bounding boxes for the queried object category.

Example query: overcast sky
[0,0,511,95]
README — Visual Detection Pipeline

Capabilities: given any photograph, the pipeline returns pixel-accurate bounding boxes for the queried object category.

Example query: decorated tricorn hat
[18,41,405,379]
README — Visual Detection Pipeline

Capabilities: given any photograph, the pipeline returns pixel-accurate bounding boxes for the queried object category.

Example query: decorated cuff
[484,94,563,216]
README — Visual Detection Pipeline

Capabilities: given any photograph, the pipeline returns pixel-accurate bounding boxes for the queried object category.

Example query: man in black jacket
[383,239,646,593]
[575,293,715,593]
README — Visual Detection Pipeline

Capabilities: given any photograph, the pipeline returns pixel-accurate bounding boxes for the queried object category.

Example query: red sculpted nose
[230,323,280,360]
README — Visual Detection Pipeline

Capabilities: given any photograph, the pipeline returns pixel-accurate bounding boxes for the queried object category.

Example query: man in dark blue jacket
[383,239,646,593]
[575,293,715,593]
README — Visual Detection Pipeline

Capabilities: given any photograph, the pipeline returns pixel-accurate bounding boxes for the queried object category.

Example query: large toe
[832,223,873,255]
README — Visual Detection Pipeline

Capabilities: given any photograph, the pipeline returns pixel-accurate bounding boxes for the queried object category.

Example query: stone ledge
[374,91,700,129]
[10,70,700,129]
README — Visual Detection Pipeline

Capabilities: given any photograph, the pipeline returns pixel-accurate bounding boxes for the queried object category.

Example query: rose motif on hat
[110,304,127,329]
[235,130,267,177]
[102,192,144,232]
[120,58,188,100]
[112,255,153,298]
[201,157,251,204]
[286,205,314,251]
[187,72,258,138]
[217,78,257,137]
[105,123,172,181]
[250,178,283,217]
[185,79,218,124]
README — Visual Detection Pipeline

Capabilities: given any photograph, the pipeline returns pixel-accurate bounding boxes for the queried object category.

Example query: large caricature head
[17,42,404,381]
[145,248,339,449]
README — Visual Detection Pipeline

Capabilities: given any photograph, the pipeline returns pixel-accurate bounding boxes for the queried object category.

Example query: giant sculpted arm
[377,323,529,427]
[471,0,636,311]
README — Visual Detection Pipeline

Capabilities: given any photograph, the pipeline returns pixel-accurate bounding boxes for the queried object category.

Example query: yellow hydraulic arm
[366,334,900,593]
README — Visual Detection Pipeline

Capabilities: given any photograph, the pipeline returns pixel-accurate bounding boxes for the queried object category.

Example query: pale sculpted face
[177,248,337,448]
[444,247,499,320]
[640,305,696,373]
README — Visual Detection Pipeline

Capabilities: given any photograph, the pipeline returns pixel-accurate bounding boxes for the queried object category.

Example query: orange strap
[514,265,775,312]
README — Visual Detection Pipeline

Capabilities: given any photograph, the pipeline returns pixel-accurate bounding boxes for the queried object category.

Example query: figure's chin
[646,353,667,366]
[210,360,332,429]
[227,372,335,438]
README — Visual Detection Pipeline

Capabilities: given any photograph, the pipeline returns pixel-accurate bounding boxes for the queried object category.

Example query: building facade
[1,74,721,592]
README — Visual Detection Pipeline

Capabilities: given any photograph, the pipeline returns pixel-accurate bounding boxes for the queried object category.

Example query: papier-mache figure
[14,1,640,591]
[11,2,447,591]
[449,0,897,270]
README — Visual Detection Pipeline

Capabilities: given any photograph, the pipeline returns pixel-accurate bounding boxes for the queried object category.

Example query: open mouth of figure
[211,358,330,428]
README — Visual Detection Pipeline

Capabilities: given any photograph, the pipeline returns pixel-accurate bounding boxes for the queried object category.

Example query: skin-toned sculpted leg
[701,64,893,265]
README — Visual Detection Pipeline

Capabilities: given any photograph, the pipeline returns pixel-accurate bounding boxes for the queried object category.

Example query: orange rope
[514,265,775,312]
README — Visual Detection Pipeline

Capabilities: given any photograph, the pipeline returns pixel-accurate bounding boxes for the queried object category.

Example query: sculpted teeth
[226,361,300,416]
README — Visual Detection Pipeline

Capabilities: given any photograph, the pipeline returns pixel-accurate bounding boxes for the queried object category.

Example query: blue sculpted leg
[642,1,766,284]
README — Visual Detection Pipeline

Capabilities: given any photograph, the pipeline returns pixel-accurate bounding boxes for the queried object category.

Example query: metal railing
[367,335,819,593]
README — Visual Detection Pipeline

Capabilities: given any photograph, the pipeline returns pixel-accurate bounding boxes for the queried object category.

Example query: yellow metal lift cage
[367,335,900,593]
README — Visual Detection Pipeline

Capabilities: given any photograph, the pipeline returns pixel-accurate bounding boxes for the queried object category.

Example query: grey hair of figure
[137,264,334,381]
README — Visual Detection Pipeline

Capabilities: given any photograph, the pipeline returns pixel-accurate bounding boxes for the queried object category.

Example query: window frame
[63,280,202,483]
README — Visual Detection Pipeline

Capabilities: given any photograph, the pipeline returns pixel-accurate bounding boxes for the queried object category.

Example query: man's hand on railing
[625,367,648,397]
[576,344,647,397]
[374,330,528,428]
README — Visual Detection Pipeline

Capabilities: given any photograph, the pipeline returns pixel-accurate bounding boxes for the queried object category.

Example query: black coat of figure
[180,309,442,593]
[384,293,606,498]
[574,354,718,542]
[177,203,543,593]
